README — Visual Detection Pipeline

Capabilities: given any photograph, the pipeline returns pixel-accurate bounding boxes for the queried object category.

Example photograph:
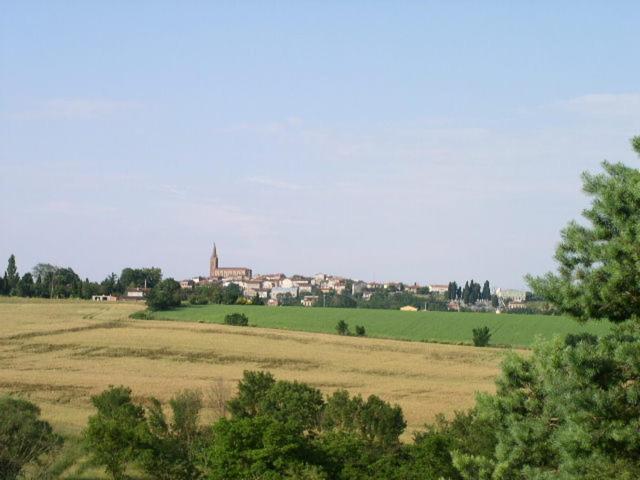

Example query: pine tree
[527,136,640,322]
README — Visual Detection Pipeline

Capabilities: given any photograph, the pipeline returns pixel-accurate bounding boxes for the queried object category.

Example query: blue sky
[1,2,639,288]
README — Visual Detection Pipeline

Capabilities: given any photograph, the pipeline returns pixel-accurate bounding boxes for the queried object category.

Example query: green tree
[322,390,406,451]
[481,281,491,301]
[259,380,325,432]
[32,263,58,297]
[85,386,148,480]
[5,254,19,295]
[456,326,640,479]
[227,371,276,418]
[119,267,162,290]
[222,283,242,304]
[455,136,640,480]
[462,281,470,304]
[0,396,62,480]
[101,273,120,295]
[142,390,205,480]
[355,325,366,336]
[81,278,101,299]
[206,373,325,479]
[490,294,499,309]
[147,278,182,311]
[16,272,34,297]
[526,136,640,322]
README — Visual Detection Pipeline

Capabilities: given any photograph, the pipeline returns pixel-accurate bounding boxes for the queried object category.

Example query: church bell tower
[209,243,219,277]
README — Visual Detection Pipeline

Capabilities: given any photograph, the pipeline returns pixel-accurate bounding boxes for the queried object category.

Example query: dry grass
[0,298,514,439]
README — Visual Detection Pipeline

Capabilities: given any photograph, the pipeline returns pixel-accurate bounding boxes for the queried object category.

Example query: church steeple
[210,243,219,276]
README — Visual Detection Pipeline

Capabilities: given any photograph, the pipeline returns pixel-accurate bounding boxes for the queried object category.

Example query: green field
[152,305,612,347]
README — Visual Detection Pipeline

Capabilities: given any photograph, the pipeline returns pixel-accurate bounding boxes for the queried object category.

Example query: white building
[428,284,449,294]
[496,288,527,302]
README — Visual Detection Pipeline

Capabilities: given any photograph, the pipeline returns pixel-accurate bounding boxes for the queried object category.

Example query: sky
[1,2,640,289]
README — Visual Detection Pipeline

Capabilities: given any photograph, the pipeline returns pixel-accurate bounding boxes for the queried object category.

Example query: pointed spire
[213,243,217,257]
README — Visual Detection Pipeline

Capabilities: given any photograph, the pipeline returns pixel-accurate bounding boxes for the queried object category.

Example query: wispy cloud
[215,117,303,135]
[245,176,306,191]
[13,98,140,120]
[35,200,118,216]
[559,93,640,117]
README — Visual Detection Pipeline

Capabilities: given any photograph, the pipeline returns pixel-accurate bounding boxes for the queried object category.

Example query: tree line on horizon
[0,258,162,299]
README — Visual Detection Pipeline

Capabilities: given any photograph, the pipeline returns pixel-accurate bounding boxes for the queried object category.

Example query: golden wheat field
[0,298,513,439]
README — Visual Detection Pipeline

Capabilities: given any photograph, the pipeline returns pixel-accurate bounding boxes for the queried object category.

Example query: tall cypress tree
[5,255,19,295]
[462,281,470,304]
[482,280,491,300]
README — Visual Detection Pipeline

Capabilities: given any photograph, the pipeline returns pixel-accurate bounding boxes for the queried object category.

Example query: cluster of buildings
[175,244,531,309]
[177,244,354,306]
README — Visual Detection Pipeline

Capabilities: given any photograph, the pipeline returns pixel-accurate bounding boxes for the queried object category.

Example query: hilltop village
[176,244,532,312]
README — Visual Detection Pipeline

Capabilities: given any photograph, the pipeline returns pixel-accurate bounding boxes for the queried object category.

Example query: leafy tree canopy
[146,278,181,311]
[0,396,62,480]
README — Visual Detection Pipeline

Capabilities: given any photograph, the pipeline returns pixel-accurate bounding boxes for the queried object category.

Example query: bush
[472,326,491,347]
[355,325,366,336]
[335,320,350,335]
[0,396,62,480]
[224,313,249,326]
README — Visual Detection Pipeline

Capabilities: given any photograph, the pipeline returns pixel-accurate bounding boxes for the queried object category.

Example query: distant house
[92,295,117,302]
[496,288,527,302]
[448,300,461,311]
[180,280,195,289]
[400,305,418,312]
[280,278,295,288]
[301,295,319,307]
[351,281,366,295]
[271,286,298,299]
[124,288,148,300]
[428,284,449,294]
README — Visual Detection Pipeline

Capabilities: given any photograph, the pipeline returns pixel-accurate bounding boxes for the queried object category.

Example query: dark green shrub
[335,320,350,335]
[224,313,249,326]
[355,325,366,336]
[472,326,491,347]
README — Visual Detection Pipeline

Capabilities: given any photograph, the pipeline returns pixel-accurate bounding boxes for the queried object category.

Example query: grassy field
[1,298,511,478]
[152,303,612,347]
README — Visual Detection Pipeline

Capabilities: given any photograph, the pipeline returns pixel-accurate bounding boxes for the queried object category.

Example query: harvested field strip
[2,321,125,341]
